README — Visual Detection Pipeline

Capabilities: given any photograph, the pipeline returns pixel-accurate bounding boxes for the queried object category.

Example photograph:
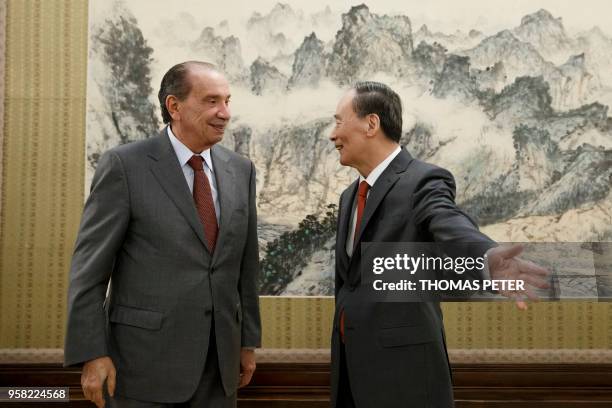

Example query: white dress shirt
[167,127,220,222]
[346,146,402,256]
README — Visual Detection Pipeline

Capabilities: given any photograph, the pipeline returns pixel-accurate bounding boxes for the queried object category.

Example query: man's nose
[218,103,231,120]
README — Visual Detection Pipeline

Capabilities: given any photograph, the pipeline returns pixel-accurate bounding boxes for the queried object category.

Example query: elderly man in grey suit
[64,61,261,408]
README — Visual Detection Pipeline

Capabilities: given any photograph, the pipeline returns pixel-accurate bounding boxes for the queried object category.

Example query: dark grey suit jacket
[64,129,261,403]
[331,149,494,408]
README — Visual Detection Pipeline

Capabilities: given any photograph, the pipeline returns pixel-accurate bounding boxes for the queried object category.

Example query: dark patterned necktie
[187,155,218,253]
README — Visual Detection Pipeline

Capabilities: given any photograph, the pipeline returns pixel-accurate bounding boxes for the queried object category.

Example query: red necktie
[353,180,370,248]
[340,180,370,343]
[187,155,218,253]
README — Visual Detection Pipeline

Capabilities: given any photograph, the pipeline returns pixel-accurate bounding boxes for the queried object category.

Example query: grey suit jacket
[64,128,261,403]
[331,149,494,408]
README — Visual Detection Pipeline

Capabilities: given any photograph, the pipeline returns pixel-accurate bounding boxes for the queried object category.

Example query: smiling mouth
[335,145,343,151]
[211,124,226,132]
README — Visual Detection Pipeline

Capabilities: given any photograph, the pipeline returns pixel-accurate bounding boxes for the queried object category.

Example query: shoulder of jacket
[407,158,453,179]
[109,136,158,157]
[215,144,253,170]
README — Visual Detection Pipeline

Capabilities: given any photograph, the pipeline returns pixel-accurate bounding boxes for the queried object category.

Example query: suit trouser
[105,324,236,408]
[336,340,356,408]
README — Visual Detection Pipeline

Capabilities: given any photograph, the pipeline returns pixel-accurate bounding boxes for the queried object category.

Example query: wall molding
[1,361,611,407]
[3,347,612,364]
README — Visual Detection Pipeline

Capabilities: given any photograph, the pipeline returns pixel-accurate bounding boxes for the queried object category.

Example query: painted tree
[93,5,158,146]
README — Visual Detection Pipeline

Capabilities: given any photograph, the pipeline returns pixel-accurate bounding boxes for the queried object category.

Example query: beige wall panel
[0,0,87,348]
[0,0,5,221]
[0,0,611,352]
[260,298,612,349]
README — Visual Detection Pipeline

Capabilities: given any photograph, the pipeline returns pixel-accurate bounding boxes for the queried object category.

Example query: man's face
[330,90,369,168]
[176,68,231,147]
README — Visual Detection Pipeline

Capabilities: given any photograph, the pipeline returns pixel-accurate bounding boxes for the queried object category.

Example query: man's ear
[366,113,380,137]
[166,95,180,121]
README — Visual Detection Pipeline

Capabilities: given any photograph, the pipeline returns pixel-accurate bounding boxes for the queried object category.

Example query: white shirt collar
[359,145,402,187]
[167,126,214,172]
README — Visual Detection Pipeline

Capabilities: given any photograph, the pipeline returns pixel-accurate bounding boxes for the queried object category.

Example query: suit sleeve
[412,167,496,282]
[239,161,262,348]
[64,151,130,366]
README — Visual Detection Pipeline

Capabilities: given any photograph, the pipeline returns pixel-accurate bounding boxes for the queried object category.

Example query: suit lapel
[349,149,414,268]
[210,145,236,265]
[147,129,210,251]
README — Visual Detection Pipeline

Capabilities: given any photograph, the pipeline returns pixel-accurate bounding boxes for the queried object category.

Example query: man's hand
[486,244,551,310]
[81,356,116,408]
[238,348,256,388]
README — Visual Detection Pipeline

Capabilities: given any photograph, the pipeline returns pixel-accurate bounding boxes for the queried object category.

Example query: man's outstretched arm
[413,167,549,307]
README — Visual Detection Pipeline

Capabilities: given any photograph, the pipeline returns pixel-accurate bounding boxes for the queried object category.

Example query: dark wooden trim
[1,362,611,407]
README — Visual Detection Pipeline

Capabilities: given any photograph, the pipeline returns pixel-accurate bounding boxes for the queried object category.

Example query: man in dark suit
[64,61,261,407]
[329,81,549,407]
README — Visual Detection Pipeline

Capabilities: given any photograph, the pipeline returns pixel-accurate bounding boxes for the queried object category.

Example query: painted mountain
[87,2,612,296]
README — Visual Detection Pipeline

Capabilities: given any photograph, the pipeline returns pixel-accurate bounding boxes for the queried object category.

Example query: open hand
[486,244,551,310]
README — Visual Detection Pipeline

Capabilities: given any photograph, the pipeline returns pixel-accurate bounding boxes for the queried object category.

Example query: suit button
[210,267,215,274]
[205,309,212,316]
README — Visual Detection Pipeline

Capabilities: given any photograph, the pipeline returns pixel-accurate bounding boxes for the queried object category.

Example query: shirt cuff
[482,248,493,280]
